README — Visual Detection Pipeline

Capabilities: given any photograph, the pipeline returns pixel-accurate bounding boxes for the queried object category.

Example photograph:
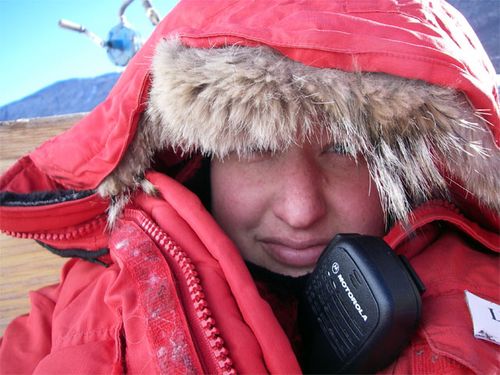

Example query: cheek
[210,161,265,237]
[327,164,385,235]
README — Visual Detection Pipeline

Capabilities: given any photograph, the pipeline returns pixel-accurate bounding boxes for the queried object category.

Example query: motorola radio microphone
[300,234,425,374]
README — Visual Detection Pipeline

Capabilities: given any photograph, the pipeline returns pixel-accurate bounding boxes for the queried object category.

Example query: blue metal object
[106,24,143,66]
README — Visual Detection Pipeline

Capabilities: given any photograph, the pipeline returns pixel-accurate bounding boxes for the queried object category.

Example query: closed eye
[239,147,275,162]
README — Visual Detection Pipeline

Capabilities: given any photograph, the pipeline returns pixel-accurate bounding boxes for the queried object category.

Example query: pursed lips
[258,236,330,268]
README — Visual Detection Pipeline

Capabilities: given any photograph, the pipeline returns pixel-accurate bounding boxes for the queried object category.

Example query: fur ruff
[99,38,499,225]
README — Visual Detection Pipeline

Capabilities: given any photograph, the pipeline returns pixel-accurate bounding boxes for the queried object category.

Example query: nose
[272,152,327,229]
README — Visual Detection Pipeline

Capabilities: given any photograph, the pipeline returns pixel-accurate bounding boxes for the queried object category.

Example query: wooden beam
[0,113,85,335]
[0,113,85,173]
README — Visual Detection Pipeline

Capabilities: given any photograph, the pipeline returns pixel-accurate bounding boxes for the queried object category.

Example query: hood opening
[98,39,499,229]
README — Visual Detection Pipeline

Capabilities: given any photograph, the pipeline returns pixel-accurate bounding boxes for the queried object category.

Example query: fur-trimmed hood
[2,0,498,229]
[127,39,497,225]
[98,0,499,226]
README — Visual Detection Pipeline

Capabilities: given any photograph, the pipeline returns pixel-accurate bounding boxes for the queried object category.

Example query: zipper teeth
[140,217,236,375]
[2,216,107,241]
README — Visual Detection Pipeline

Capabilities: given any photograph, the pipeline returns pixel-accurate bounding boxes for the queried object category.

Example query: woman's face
[210,139,385,277]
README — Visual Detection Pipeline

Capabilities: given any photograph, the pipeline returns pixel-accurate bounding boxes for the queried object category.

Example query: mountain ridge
[0,73,120,121]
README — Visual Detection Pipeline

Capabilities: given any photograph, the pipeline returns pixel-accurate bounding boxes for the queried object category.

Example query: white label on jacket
[465,290,500,345]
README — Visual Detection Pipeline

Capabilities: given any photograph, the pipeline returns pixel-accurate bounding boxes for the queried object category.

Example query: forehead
[227,126,343,158]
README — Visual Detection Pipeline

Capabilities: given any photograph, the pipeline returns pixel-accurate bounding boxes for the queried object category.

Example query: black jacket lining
[36,241,110,267]
[0,189,96,207]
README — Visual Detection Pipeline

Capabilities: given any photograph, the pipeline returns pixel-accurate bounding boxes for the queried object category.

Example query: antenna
[119,0,160,26]
[58,19,105,48]
[142,0,160,26]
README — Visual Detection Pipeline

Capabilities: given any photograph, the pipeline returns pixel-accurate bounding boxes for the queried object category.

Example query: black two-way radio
[300,234,425,374]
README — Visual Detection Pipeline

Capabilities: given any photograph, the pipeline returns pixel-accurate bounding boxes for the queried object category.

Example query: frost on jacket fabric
[0,0,499,374]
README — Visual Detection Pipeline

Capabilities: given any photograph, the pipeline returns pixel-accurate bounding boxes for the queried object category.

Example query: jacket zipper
[1,216,107,241]
[2,209,235,373]
[137,212,236,375]
[2,210,235,373]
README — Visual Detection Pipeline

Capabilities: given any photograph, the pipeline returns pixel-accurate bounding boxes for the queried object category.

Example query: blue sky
[0,0,179,106]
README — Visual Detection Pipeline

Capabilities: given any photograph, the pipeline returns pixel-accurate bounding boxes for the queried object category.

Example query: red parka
[0,1,498,374]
